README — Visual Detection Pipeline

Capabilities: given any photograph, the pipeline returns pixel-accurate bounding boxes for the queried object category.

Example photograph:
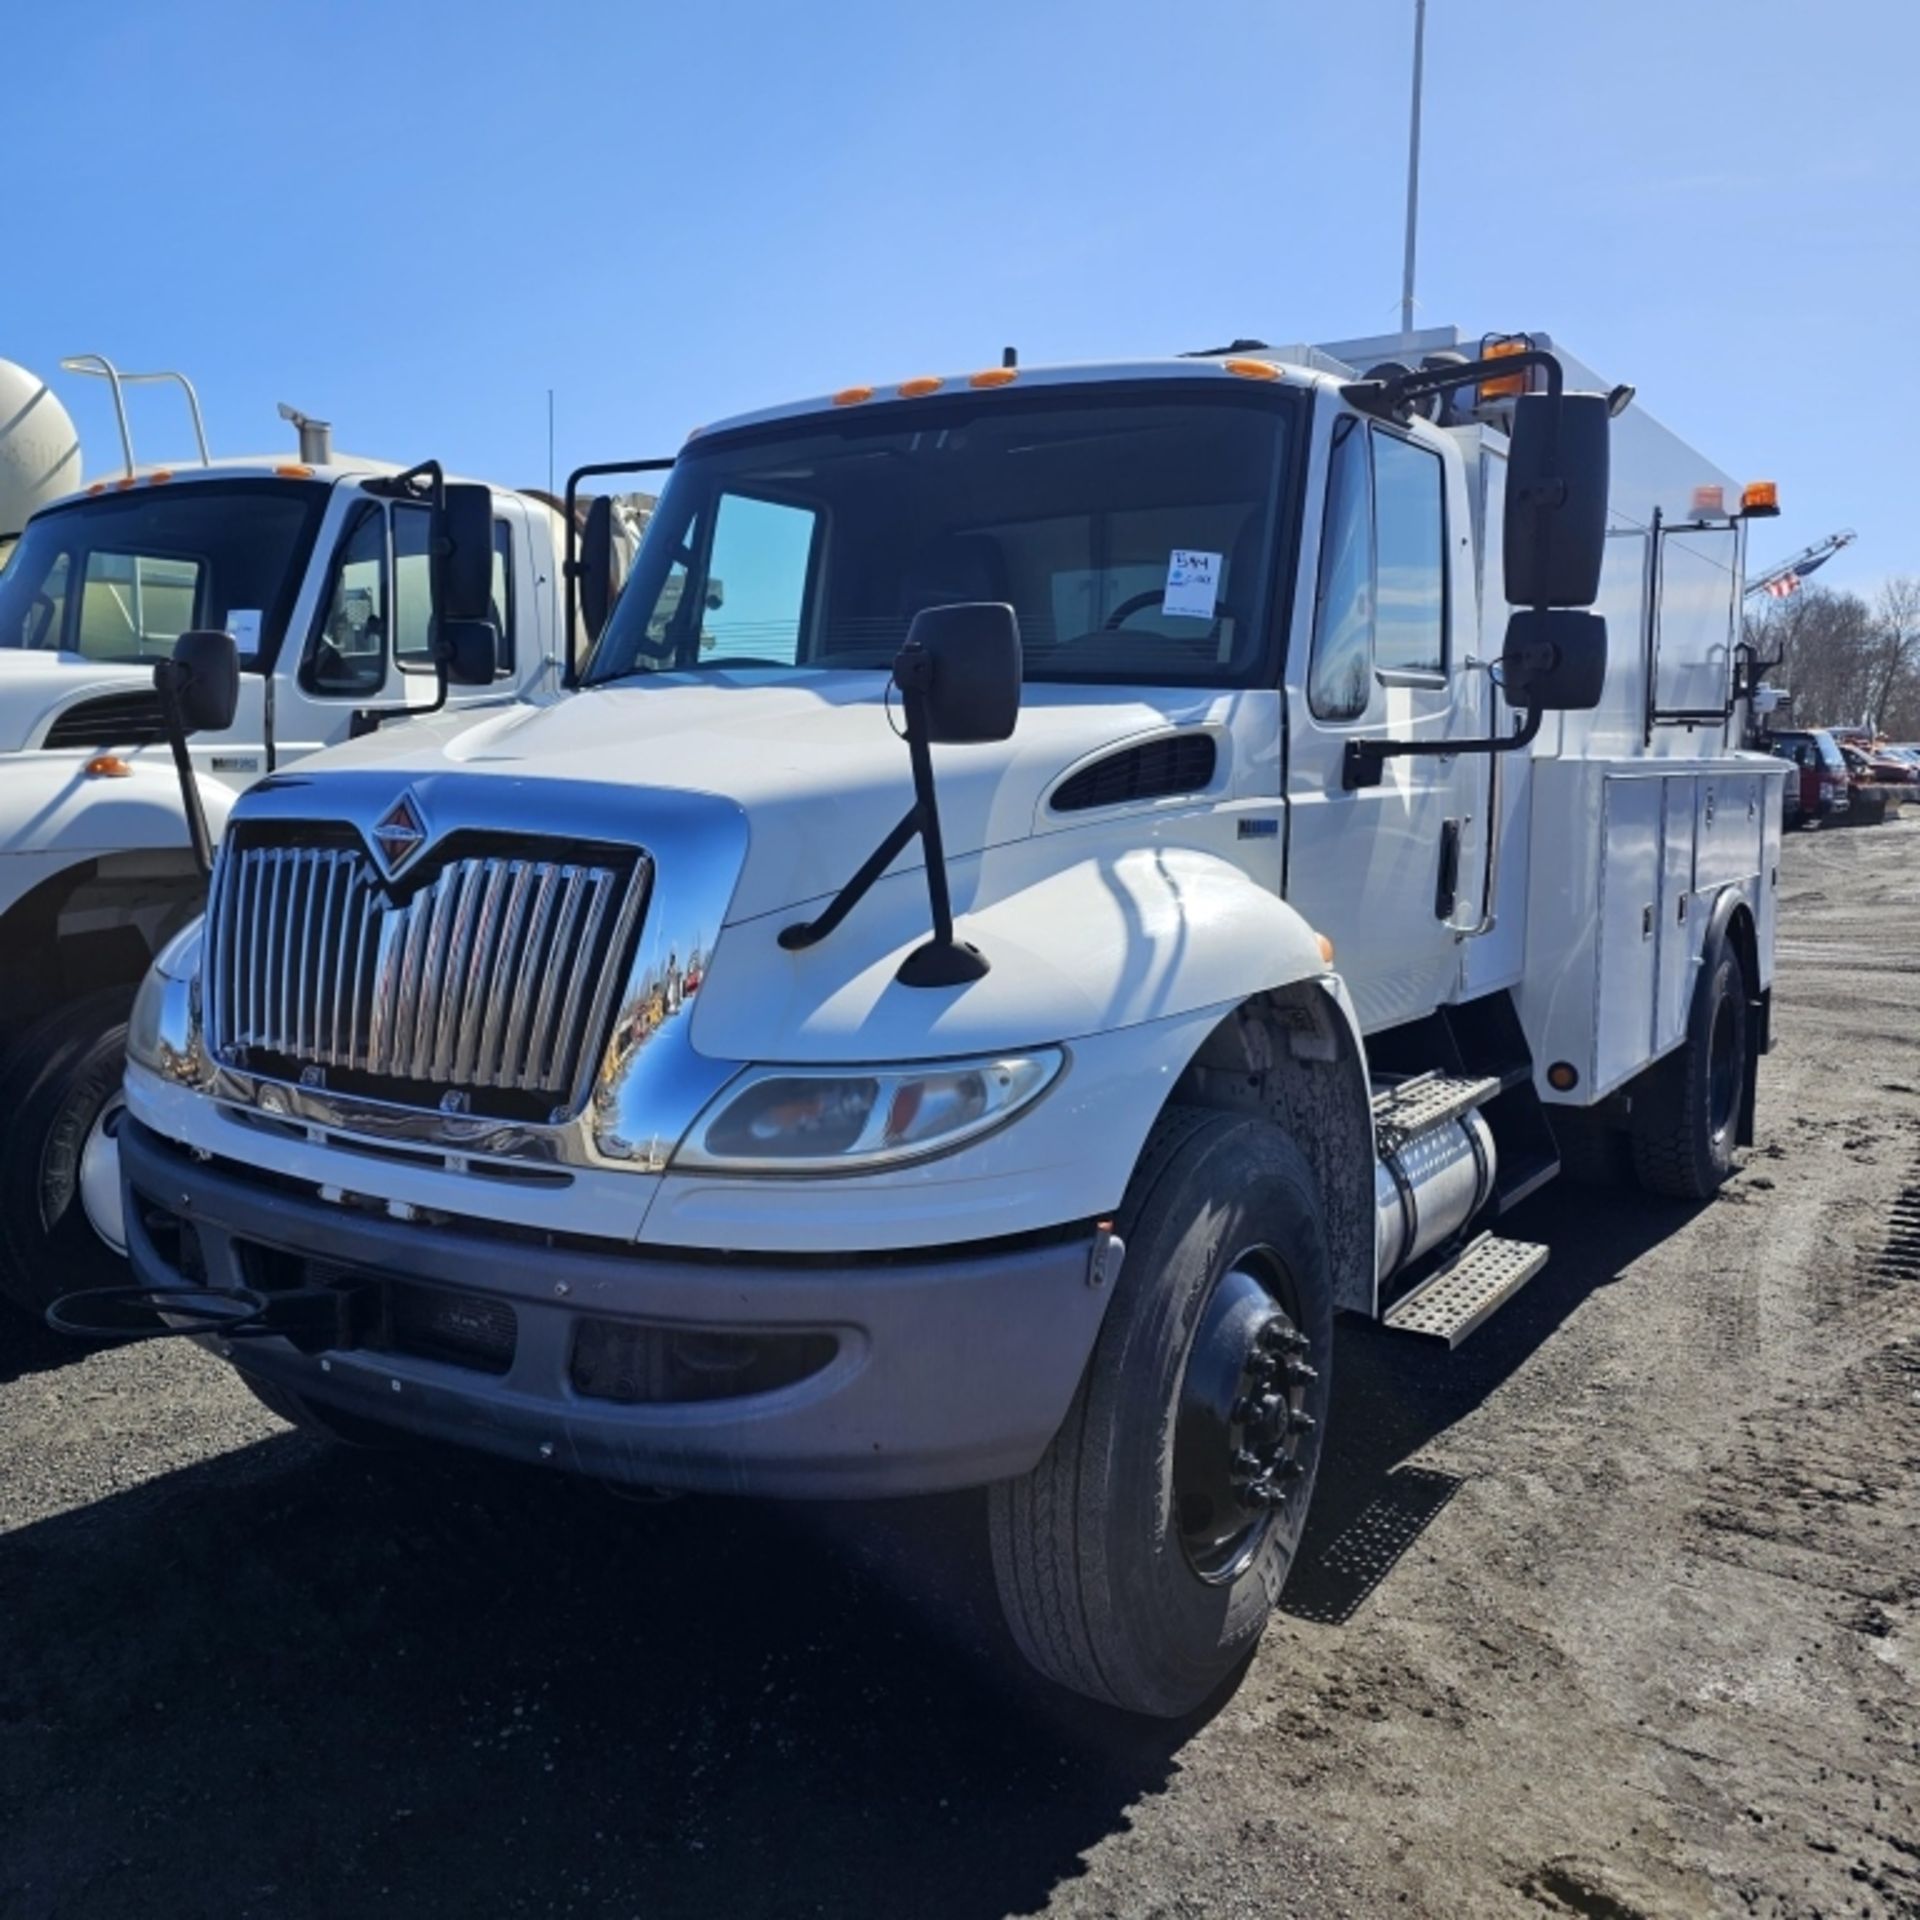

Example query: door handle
[1435,817,1462,920]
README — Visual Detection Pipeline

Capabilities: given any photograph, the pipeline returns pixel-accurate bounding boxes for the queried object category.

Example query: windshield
[585,386,1300,689]
[0,480,327,669]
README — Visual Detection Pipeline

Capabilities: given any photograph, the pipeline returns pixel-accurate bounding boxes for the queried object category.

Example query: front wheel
[0,988,138,1317]
[989,1108,1333,1719]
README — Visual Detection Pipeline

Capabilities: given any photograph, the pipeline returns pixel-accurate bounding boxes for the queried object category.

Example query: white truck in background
[0,355,592,1313]
[106,327,1786,1716]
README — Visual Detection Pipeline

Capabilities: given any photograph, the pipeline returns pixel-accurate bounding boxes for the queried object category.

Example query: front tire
[989,1108,1333,1719]
[1631,925,1749,1200]
[0,988,138,1318]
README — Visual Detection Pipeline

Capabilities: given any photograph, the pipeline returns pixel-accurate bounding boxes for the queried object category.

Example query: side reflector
[1546,1061,1579,1092]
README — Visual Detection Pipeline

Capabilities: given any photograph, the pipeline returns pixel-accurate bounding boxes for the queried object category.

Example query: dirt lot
[3,821,1916,1920]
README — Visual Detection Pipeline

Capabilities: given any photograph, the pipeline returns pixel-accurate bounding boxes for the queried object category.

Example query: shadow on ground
[0,1311,85,1388]
[1,1430,1191,1920]
[1283,1178,1706,1622]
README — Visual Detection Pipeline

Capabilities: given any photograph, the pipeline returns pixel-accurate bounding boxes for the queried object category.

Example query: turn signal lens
[83,754,134,778]
[1478,335,1531,402]
[678,1051,1064,1173]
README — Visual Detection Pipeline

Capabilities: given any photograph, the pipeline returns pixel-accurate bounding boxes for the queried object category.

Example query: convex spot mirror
[158,629,240,734]
[1502,609,1607,712]
[439,617,498,687]
[1504,390,1610,609]
[436,482,495,624]
[896,602,1022,744]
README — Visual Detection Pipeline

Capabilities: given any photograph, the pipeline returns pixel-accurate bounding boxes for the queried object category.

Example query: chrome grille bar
[206,837,646,1107]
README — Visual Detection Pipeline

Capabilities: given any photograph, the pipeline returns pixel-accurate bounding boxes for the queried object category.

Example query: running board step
[1371,1071,1502,1146]
[1381,1232,1550,1346]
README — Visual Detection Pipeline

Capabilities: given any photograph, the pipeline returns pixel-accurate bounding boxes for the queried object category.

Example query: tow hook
[45,1280,370,1348]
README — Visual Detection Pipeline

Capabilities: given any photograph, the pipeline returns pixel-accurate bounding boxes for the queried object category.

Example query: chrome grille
[205,837,647,1110]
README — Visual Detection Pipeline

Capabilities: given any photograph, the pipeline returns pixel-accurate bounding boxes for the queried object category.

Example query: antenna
[1399,0,1427,340]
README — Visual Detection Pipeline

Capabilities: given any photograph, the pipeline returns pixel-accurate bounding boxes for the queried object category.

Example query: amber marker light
[1224,358,1280,381]
[1546,1062,1579,1092]
[898,376,944,398]
[83,755,134,779]
[969,367,1018,389]
[833,385,875,407]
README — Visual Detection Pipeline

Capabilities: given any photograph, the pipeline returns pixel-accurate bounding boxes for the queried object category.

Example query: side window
[308,506,388,696]
[694,493,817,666]
[1308,417,1374,720]
[16,550,71,650]
[1371,430,1446,675]
[490,520,514,674]
[392,504,435,670]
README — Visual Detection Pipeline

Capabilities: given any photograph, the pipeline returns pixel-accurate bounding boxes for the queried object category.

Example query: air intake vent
[1050,734,1217,813]
[42,691,168,751]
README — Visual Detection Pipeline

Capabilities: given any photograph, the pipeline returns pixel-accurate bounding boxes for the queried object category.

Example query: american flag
[1764,572,1801,599]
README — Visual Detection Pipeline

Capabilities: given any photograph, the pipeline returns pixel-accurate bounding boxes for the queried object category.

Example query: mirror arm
[152,661,214,879]
[562,457,677,687]
[778,666,991,987]
[1342,347,1564,423]
[1343,705,1543,792]
[778,805,921,953]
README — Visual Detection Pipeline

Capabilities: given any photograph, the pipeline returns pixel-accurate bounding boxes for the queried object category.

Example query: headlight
[128,919,207,1082]
[675,1050,1064,1174]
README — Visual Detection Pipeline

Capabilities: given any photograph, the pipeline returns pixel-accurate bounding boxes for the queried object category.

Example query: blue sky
[9,0,1914,598]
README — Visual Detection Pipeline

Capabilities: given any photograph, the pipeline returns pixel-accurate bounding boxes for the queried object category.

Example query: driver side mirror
[435,483,495,624]
[579,495,616,643]
[895,602,1022,744]
[156,629,240,735]
[1504,390,1610,609]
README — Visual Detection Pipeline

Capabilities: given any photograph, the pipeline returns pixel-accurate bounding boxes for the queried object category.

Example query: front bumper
[120,1120,1110,1497]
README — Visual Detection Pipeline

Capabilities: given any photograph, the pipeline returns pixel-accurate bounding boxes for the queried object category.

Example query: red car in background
[1766,729,1851,826]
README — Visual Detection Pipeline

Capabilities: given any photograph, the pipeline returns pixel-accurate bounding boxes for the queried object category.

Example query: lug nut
[1288,1410,1317,1435]
[1286,1360,1319,1386]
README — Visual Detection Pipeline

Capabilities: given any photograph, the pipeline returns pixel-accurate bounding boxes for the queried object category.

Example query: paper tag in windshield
[226,609,263,658]
[1163,550,1221,621]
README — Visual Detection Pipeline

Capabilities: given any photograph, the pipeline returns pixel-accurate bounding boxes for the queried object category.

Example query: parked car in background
[1839,741,1917,824]
[1766,728,1850,826]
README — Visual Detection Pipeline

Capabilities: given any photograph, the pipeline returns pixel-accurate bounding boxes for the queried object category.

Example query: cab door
[274,493,524,764]
[1284,408,1474,1034]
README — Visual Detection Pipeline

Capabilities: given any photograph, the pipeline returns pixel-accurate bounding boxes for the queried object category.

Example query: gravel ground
[3,821,1917,1920]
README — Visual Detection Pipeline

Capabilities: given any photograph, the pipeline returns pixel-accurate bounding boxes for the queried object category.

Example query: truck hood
[276,670,1237,923]
[0,652,154,754]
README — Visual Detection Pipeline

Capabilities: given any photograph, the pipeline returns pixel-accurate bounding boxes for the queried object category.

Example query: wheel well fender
[1163,978,1377,1315]
[0,851,207,1042]
[1705,885,1759,996]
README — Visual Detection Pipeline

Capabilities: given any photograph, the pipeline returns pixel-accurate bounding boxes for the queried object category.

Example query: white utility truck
[0,355,581,1312]
[103,327,1785,1717]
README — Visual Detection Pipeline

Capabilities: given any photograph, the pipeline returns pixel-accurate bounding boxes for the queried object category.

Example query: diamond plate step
[1381,1232,1549,1346]
[1370,1071,1502,1147]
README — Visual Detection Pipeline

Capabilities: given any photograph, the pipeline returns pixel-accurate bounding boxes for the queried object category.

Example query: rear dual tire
[989,1109,1333,1720]
[1630,925,1749,1201]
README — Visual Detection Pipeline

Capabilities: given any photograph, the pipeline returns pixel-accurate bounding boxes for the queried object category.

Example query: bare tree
[1870,576,1920,737]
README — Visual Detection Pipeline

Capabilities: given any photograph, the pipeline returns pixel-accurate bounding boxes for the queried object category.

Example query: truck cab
[0,433,574,1312]
[107,329,1785,1719]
